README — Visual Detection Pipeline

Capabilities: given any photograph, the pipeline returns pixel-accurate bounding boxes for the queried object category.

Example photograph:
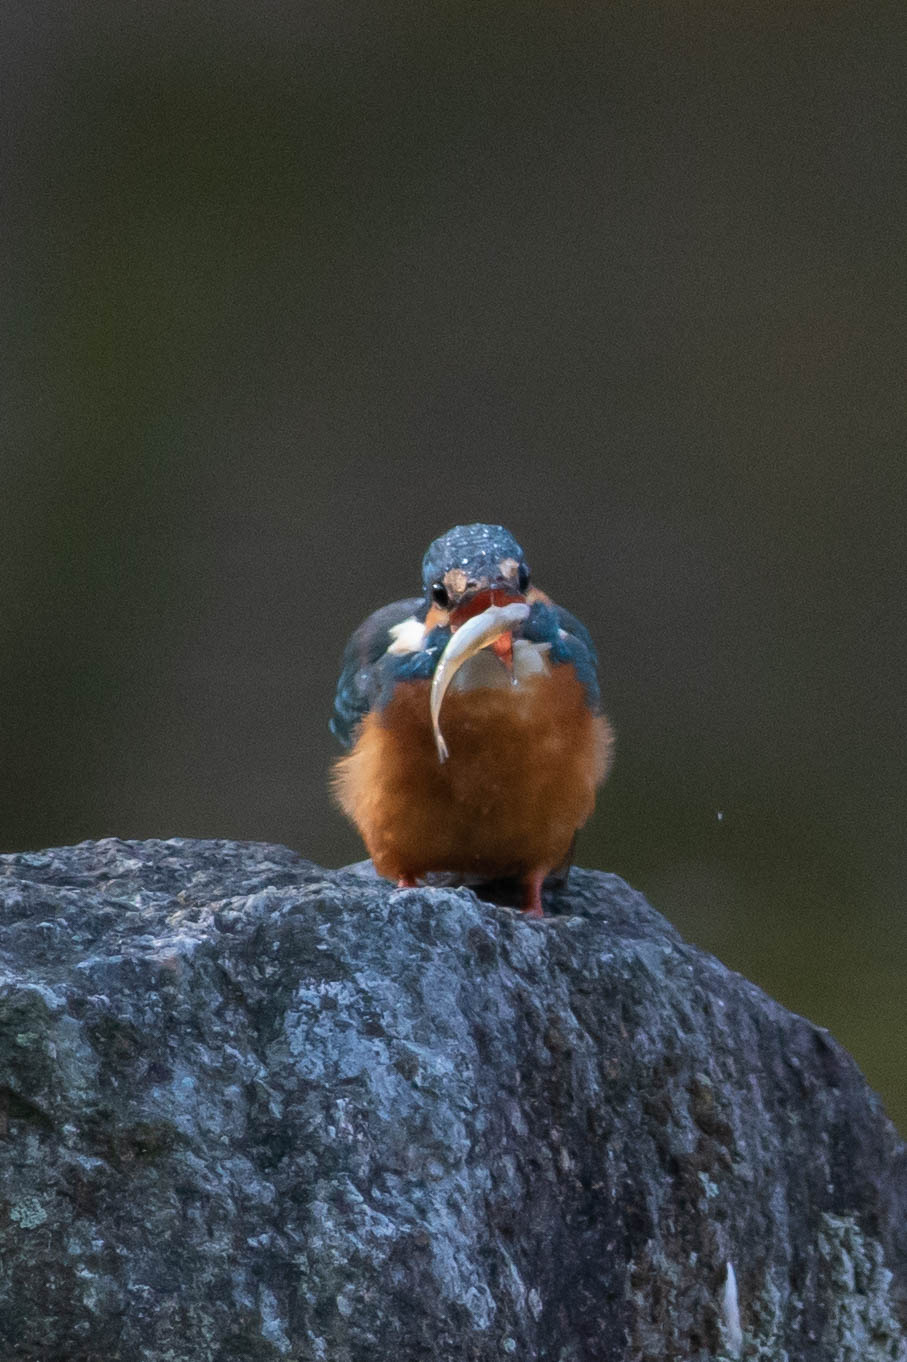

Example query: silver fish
[429,601,531,762]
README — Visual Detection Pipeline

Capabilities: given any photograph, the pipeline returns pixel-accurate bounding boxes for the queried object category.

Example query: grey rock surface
[0,838,904,1362]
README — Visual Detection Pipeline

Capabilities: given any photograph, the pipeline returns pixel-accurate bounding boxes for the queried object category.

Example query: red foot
[521,870,546,918]
[396,874,417,889]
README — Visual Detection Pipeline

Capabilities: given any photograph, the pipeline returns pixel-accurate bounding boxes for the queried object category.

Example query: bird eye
[518,563,531,591]
[431,581,450,608]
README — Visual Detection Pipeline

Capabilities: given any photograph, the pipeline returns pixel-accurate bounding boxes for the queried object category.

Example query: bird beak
[430,600,531,762]
[447,581,527,672]
[447,582,525,629]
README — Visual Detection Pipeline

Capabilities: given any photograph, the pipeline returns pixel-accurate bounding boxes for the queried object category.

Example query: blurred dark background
[3,1,904,1129]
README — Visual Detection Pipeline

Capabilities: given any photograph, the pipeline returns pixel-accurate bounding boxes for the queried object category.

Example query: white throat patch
[446,638,551,694]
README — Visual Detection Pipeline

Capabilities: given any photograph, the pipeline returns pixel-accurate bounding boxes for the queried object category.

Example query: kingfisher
[329,523,614,917]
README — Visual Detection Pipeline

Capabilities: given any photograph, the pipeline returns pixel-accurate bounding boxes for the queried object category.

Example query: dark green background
[3,1,904,1129]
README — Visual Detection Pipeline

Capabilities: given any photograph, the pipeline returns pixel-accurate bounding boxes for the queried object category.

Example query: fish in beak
[430,600,531,762]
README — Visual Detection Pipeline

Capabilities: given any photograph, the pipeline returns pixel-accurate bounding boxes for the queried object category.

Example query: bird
[329,523,614,917]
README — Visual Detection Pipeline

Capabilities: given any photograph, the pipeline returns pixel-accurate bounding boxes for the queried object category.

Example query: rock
[0,837,904,1362]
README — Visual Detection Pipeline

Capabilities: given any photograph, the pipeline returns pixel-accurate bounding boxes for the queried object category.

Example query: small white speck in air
[716,811,724,822]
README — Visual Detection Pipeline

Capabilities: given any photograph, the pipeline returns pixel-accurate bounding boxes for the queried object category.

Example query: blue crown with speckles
[420,524,524,593]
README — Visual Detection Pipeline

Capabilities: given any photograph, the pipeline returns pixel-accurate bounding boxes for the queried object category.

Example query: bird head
[422,525,535,760]
[421,523,531,664]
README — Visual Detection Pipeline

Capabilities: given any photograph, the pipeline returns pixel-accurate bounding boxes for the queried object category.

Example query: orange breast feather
[332,667,613,883]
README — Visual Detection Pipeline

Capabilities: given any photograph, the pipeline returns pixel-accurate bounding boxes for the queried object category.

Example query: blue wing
[522,599,601,711]
[329,597,427,748]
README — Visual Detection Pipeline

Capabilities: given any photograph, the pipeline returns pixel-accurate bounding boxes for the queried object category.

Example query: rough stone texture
[0,838,904,1362]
